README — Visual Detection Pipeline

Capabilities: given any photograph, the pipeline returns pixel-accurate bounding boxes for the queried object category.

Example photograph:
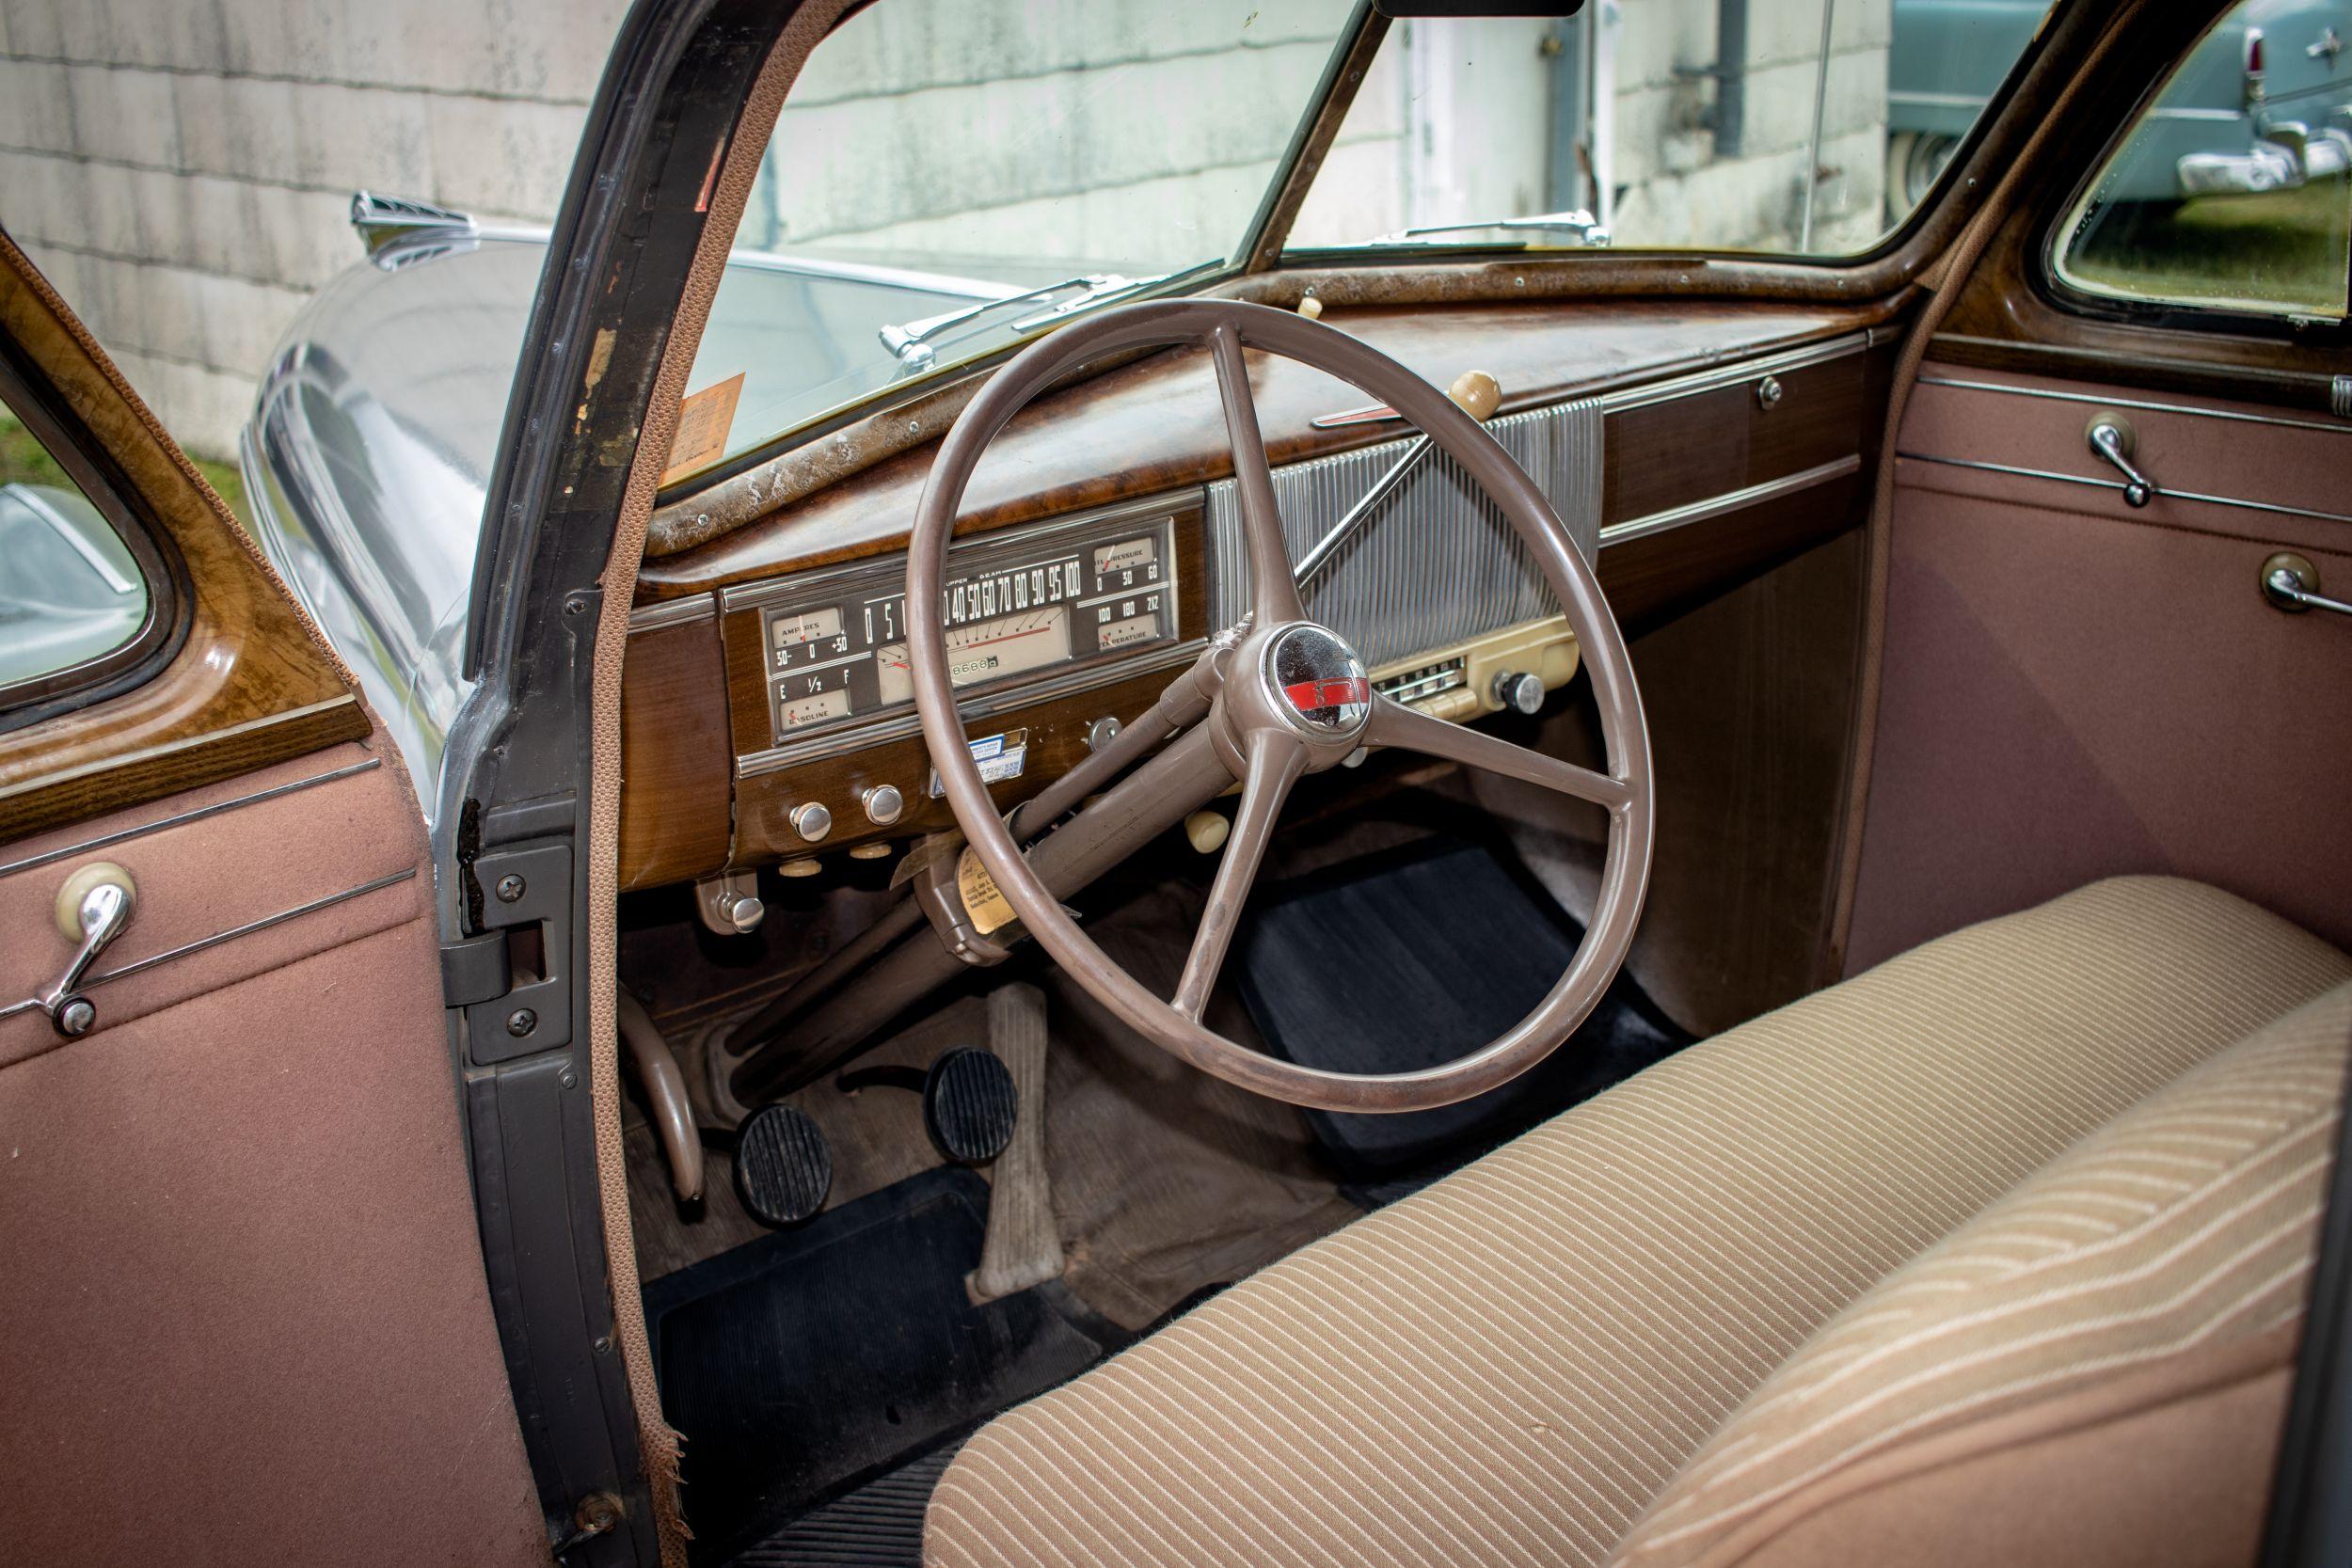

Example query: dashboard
[615,302,1898,894]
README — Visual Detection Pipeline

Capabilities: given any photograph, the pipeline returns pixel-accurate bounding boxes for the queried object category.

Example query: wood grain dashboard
[618,299,1899,891]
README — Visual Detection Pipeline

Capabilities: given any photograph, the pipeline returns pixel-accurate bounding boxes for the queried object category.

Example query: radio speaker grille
[1204,397,1603,670]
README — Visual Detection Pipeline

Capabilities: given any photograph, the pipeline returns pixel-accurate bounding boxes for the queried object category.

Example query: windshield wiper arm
[879,272,1165,374]
[1358,209,1611,247]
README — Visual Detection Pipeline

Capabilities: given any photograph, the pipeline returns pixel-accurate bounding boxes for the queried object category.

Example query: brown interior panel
[0,734,544,1567]
[1848,365,2352,972]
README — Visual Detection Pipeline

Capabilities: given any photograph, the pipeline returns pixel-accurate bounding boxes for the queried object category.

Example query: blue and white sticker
[930,729,1029,797]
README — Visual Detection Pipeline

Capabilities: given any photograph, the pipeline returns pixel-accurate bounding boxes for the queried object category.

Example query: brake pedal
[734,1103,832,1227]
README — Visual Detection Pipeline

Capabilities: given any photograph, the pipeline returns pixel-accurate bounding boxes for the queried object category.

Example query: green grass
[2067,179,2352,317]
[2,411,253,532]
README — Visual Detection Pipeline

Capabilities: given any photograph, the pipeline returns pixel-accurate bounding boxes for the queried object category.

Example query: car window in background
[1286,0,2054,259]
[675,0,1357,482]
[0,399,153,702]
[2054,0,2352,321]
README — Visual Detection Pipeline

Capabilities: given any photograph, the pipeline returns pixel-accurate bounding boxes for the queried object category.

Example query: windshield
[674,0,1359,484]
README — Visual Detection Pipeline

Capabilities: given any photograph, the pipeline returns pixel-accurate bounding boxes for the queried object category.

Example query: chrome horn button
[1262,623,1372,741]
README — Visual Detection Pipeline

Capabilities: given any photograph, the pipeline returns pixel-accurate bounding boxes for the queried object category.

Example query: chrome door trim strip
[1597,333,1869,413]
[0,867,418,1022]
[627,594,718,633]
[1915,374,2352,435]
[1599,455,1863,547]
[0,757,385,879]
[1897,451,2352,526]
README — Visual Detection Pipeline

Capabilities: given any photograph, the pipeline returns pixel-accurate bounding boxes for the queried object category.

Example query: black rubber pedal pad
[736,1103,833,1227]
[923,1047,1018,1165]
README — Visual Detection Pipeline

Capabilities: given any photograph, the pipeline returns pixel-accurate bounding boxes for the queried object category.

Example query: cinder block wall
[0,0,629,458]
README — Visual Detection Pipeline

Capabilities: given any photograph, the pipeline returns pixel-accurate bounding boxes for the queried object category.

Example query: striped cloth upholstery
[924,879,2352,1568]
[1613,980,2352,1567]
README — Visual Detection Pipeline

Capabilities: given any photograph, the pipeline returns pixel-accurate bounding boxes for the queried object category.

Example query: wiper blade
[878,272,1164,374]
[1344,209,1612,248]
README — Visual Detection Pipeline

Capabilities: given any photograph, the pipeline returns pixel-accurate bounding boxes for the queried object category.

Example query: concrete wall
[0,0,1899,462]
[0,0,628,458]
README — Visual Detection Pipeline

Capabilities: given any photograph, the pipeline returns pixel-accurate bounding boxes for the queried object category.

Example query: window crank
[38,863,136,1037]
[2086,415,2156,507]
[2261,552,2352,619]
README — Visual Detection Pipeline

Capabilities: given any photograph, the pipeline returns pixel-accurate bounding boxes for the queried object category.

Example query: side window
[2053,1,2351,322]
[0,374,167,720]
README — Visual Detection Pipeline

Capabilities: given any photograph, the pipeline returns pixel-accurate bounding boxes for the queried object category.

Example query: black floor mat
[1235,835,1689,1180]
[644,1168,1104,1562]
[727,1441,961,1567]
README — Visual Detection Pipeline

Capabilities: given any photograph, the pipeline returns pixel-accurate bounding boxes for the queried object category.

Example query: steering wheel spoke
[1208,323,1306,626]
[1171,731,1306,1021]
[1367,694,1632,813]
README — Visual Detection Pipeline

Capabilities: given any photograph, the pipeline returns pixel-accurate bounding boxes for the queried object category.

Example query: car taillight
[2247,27,2266,78]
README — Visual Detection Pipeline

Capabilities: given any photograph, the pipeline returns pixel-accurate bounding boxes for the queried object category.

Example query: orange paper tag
[956,846,1017,936]
[660,372,744,484]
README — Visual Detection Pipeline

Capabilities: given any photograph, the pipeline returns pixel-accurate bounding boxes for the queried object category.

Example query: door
[1845,0,2352,971]
[0,232,545,1563]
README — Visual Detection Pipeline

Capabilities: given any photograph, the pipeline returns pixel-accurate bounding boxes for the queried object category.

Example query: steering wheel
[909,299,1652,1113]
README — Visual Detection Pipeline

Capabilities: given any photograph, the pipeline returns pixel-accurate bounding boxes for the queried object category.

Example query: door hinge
[441,843,574,1066]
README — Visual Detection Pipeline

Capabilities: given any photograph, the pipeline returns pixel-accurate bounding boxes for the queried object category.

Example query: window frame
[1267,1,2062,274]
[2034,7,2352,344]
[0,342,188,735]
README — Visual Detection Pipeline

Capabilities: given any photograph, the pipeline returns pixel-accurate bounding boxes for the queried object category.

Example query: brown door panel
[1849,366,2352,971]
[0,238,545,1560]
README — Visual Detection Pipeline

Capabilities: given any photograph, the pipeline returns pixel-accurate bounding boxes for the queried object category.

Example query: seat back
[1613,981,2352,1568]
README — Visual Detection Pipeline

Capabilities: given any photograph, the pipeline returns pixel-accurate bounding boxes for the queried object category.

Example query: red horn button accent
[1282,675,1372,711]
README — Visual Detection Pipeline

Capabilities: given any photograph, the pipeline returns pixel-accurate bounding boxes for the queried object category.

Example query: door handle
[2262,552,2352,618]
[2087,416,2156,507]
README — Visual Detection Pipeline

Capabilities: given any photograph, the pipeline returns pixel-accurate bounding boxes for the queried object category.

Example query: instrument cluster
[742,506,1183,750]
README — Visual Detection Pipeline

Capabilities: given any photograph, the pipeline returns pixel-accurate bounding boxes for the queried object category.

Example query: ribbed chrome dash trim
[1205,397,1603,670]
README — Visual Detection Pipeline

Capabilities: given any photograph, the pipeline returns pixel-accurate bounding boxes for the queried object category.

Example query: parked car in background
[1889,0,2352,213]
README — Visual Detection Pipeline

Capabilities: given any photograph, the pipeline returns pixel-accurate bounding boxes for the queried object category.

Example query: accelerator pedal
[735,1103,833,1227]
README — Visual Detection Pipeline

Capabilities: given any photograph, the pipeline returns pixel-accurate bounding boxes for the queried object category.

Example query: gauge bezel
[726,494,1196,779]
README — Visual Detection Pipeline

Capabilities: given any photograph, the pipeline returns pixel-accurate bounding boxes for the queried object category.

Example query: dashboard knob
[790,801,833,842]
[861,784,904,826]
[1448,370,1502,421]
[1086,715,1122,752]
[1492,670,1545,715]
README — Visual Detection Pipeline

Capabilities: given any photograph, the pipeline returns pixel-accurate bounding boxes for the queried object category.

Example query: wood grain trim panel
[619,611,732,890]
[0,236,365,846]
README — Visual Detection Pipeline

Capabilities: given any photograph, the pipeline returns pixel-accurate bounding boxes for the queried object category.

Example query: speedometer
[875,605,1072,705]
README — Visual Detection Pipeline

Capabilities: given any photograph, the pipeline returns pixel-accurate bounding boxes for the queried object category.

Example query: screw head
[559,1067,578,1089]
[494,874,526,903]
[506,1007,537,1037]
[55,997,96,1037]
